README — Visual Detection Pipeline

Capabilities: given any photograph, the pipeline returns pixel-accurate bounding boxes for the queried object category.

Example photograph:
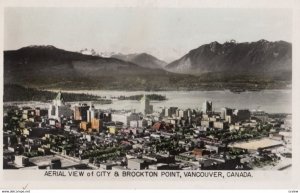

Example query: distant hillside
[4,45,147,75]
[3,84,111,103]
[111,53,167,69]
[4,45,172,90]
[4,43,292,91]
[166,40,292,77]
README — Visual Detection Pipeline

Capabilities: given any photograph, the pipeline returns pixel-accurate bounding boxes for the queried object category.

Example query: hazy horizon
[4,7,292,62]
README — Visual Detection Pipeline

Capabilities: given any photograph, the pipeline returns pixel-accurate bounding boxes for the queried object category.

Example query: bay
[56,89,292,114]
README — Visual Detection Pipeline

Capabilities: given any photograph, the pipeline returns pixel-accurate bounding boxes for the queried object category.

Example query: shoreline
[44,88,292,94]
[3,89,292,114]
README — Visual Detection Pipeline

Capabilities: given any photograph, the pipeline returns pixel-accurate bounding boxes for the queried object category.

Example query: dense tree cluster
[117,94,166,101]
[4,84,111,103]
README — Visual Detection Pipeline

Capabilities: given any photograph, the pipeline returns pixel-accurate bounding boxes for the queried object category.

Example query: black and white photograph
[1,0,299,191]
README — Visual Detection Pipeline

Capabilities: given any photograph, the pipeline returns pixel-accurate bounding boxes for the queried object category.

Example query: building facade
[140,94,153,115]
[48,91,72,122]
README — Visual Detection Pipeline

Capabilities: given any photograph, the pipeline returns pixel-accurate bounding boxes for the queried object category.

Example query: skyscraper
[74,104,89,121]
[202,100,212,114]
[233,109,251,122]
[87,102,95,122]
[48,91,72,121]
[221,107,233,119]
[140,94,153,115]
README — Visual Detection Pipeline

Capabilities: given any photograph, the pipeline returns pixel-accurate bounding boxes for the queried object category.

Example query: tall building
[202,100,212,114]
[91,118,102,132]
[177,109,188,119]
[48,91,72,122]
[74,104,90,121]
[233,109,251,122]
[111,112,140,126]
[252,110,268,123]
[140,94,153,115]
[99,112,111,122]
[221,107,233,119]
[87,102,95,122]
[164,107,178,117]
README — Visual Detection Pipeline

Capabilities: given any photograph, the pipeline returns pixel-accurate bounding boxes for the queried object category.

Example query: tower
[202,100,212,114]
[140,94,153,115]
[53,91,64,106]
[48,91,72,122]
[87,102,95,122]
[221,107,233,119]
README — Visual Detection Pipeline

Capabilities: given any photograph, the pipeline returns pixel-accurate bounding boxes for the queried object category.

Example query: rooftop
[29,155,80,168]
[228,138,283,151]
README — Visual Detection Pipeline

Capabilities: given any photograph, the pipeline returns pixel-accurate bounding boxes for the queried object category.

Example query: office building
[48,91,72,122]
[140,94,153,115]
[202,100,212,114]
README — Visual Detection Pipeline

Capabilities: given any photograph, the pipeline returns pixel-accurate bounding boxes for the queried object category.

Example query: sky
[4,7,292,62]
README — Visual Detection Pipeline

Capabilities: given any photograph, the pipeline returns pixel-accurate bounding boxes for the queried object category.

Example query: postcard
[0,0,299,190]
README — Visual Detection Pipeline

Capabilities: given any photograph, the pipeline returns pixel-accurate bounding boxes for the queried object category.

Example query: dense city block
[3,92,292,170]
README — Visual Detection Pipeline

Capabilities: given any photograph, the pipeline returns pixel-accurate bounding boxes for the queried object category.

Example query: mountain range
[166,40,292,75]
[111,53,167,69]
[4,40,292,91]
[4,45,174,90]
[78,49,167,69]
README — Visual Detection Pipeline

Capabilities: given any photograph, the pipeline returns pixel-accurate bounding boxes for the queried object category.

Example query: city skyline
[3,91,292,170]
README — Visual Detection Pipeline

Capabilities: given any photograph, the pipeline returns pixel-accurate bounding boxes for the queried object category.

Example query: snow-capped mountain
[79,48,117,58]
